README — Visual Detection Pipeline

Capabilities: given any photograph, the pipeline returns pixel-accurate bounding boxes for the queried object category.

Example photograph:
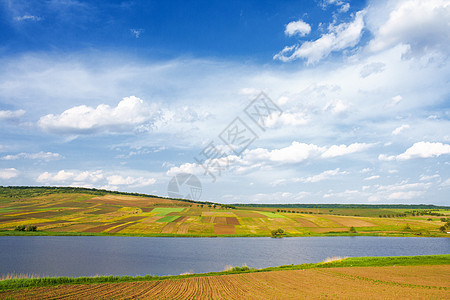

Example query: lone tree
[271,228,285,238]
[349,226,356,233]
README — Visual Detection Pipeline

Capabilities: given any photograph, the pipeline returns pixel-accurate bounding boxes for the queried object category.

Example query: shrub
[271,228,285,238]
[14,225,26,231]
[27,225,37,231]
[349,226,356,233]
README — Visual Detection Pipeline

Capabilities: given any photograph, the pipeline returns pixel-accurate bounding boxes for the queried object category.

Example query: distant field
[1,256,448,299]
[0,187,449,237]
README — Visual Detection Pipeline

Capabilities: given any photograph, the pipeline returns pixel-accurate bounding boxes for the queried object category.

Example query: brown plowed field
[176,223,190,234]
[234,211,267,218]
[161,222,177,234]
[324,215,376,227]
[295,218,318,227]
[1,265,448,299]
[214,224,235,234]
[226,217,240,225]
[213,217,228,225]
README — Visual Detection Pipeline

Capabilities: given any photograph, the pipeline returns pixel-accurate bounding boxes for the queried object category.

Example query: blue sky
[0,0,449,205]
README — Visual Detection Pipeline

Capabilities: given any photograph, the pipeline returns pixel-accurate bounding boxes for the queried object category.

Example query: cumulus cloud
[38,96,159,134]
[0,168,19,179]
[1,151,62,161]
[106,175,156,187]
[274,10,365,64]
[37,170,75,182]
[392,124,409,135]
[368,0,450,56]
[36,169,155,188]
[380,142,450,161]
[284,19,311,37]
[364,175,380,180]
[169,141,373,177]
[0,109,25,121]
[299,168,348,183]
[321,143,373,158]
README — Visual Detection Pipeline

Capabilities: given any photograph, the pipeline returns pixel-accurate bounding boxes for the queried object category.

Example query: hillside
[0,186,449,237]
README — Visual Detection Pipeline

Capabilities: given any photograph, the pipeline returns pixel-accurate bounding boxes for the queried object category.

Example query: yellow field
[1,192,449,237]
[1,265,448,299]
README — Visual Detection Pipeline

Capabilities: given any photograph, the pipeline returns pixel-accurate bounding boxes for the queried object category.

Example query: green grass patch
[151,208,185,216]
[156,216,180,223]
[0,254,448,291]
[258,212,286,218]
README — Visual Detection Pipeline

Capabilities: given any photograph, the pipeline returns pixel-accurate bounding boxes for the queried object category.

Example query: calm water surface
[0,236,448,277]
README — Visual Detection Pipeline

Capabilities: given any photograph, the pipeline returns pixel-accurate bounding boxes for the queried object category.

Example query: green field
[0,186,449,237]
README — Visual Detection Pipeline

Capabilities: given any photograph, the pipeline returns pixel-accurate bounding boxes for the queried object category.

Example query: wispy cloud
[130,29,143,38]
[1,152,63,161]
[14,15,42,22]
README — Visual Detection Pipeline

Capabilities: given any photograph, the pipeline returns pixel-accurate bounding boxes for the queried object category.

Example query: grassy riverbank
[1,255,448,291]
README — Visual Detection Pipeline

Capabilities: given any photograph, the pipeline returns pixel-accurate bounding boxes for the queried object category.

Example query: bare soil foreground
[1,265,448,299]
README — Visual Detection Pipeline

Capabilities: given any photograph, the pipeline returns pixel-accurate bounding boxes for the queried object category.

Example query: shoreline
[1,230,449,238]
[1,255,449,291]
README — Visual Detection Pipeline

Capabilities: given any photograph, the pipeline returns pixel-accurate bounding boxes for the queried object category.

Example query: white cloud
[37,170,74,182]
[339,3,350,13]
[364,175,380,180]
[441,178,450,187]
[74,170,104,183]
[1,151,62,161]
[323,99,348,115]
[360,62,385,78]
[14,15,42,21]
[265,112,308,127]
[106,175,156,187]
[36,169,155,188]
[387,191,424,200]
[0,168,19,179]
[419,174,440,181]
[166,162,205,177]
[130,29,143,38]
[285,20,311,37]
[38,96,159,134]
[321,143,373,158]
[397,142,450,160]
[300,168,347,183]
[379,142,450,161]
[368,0,450,56]
[253,142,324,163]
[392,124,409,135]
[169,141,374,177]
[274,10,365,64]
[387,95,403,107]
[0,109,25,121]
